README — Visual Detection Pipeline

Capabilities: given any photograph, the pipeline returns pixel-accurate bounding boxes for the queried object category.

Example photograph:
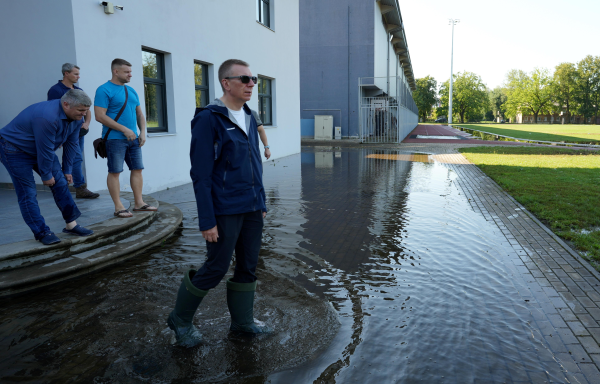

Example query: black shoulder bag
[93,85,128,159]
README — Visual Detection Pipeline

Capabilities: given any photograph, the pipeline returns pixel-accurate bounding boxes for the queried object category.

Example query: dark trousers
[191,210,264,290]
[72,136,85,188]
[0,137,81,240]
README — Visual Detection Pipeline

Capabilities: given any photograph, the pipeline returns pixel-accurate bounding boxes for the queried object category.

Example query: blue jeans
[191,210,264,290]
[106,139,144,174]
[0,137,81,240]
[71,136,85,188]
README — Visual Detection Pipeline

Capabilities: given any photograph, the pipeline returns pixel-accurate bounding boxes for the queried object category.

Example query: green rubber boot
[226,278,273,334]
[167,269,208,347]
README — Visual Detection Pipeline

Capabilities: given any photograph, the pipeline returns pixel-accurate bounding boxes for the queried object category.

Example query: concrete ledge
[0,201,182,297]
[0,194,159,271]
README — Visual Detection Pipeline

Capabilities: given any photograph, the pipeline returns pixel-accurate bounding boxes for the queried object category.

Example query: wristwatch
[264,145,270,149]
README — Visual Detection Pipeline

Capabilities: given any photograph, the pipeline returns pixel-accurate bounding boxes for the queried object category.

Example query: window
[257,77,272,125]
[257,0,270,28]
[194,62,209,108]
[142,49,168,132]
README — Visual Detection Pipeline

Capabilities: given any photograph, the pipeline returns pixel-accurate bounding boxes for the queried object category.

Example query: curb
[0,194,159,271]
[0,201,183,297]
[454,125,600,149]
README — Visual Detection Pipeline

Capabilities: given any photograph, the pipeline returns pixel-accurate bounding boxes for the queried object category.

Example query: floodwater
[0,147,579,383]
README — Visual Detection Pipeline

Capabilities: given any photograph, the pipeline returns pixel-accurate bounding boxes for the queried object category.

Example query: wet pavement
[2,143,600,383]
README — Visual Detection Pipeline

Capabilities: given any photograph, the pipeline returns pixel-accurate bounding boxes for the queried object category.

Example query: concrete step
[0,194,160,271]
[0,200,182,297]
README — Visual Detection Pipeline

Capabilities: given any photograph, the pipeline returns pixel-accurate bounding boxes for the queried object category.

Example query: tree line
[413,55,600,124]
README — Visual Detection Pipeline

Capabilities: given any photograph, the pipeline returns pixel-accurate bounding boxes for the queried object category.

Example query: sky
[399,0,600,90]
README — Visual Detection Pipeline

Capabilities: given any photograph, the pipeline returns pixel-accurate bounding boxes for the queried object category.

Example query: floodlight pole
[448,18,459,125]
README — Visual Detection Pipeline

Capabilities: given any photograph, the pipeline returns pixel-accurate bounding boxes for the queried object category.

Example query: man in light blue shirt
[0,90,94,245]
[94,58,156,218]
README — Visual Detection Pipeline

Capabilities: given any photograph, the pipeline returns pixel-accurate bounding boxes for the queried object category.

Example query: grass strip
[458,146,600,266]
[459,124,600,144]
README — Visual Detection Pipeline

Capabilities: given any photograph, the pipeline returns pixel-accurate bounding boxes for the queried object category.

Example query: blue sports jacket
[190,99,267,231]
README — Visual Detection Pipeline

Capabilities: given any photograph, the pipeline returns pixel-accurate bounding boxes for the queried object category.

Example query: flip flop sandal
[133,205,158,212]
[114,209,133,218]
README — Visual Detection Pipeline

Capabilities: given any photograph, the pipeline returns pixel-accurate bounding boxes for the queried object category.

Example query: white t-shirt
[228,108,247,136]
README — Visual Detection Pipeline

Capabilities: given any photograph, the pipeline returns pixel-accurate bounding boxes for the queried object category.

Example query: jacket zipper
[249,142,256,211]
[223,156,229,191]
[214,109,257,210]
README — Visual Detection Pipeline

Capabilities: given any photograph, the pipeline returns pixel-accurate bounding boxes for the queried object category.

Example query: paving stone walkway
[398,141,600,382]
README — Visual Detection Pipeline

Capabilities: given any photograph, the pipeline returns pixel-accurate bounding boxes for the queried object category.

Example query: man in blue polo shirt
[94,58,156,218]
[48,63,99,199]
[0,89,94,245]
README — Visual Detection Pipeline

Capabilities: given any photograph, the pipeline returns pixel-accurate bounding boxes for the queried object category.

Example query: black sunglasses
[224,75,257,84]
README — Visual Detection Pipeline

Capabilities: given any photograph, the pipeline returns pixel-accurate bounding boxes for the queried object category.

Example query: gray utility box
[314,115,333,140]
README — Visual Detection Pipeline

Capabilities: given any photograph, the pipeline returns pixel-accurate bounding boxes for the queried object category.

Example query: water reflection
[266,147,571,383]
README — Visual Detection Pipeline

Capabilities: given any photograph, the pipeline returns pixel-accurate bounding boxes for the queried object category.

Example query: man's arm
[136,105,146,147]
[81,109,92,130]
[257,124,271,159]
[190,113,218,240]
[32,118,58,181]
[94,106,136,140]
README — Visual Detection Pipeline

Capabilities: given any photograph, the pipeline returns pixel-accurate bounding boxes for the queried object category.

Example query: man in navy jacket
[167,59,270,347]
[0,90,94,245]
[47,63,99,199]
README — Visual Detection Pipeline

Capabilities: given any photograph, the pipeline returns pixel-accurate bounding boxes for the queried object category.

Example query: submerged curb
[453,125,600,148]
[0,198,182,297]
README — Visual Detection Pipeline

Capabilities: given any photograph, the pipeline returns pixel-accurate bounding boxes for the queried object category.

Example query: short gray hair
[61,89,91,107]
[62,63,80,75]
[218,59,250,92]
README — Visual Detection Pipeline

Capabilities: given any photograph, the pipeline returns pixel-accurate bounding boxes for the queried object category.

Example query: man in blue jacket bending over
[167,59,270,347]
[0,89,94,245]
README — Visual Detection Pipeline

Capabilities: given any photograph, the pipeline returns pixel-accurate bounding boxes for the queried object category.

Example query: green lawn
[456,124,600,144]
[458,146,600,267]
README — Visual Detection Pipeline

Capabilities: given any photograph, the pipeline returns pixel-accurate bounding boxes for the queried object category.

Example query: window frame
[257,0,270,28]
[257,76,273,126]
[142,48,168,133]
[194,61,209,109]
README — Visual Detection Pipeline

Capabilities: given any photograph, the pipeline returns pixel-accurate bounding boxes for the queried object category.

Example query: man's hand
[139,132,146,147]
[202,226,219,242]
[64,174,73,184]
[125,129,137,141]
[43,177,56,187]
[81,122,90,131]
[264,148,271,159]
[263,211,267,219]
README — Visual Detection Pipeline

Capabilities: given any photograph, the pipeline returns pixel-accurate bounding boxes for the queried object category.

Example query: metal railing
[358,76,419,143]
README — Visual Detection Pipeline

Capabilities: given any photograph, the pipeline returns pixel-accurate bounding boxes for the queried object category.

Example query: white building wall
[370,3,418,141]
[1,0,300,193]
[373,4,389,93]
[0,0,78,184]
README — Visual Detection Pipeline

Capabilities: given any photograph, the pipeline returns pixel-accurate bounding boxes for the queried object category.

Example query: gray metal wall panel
[300,0,375,137]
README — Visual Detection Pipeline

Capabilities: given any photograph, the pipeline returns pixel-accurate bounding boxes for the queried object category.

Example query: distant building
[0,0,300,193]
[518,112,600,124]
[299,0,418,140]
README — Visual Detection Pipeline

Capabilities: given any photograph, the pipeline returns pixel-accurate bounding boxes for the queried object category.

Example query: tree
[489,87,508,121]
[439,71,488,123]
[552,62,578,123]
[413,76,437,122]
[576,55,600,124]
[505,68,553,124]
